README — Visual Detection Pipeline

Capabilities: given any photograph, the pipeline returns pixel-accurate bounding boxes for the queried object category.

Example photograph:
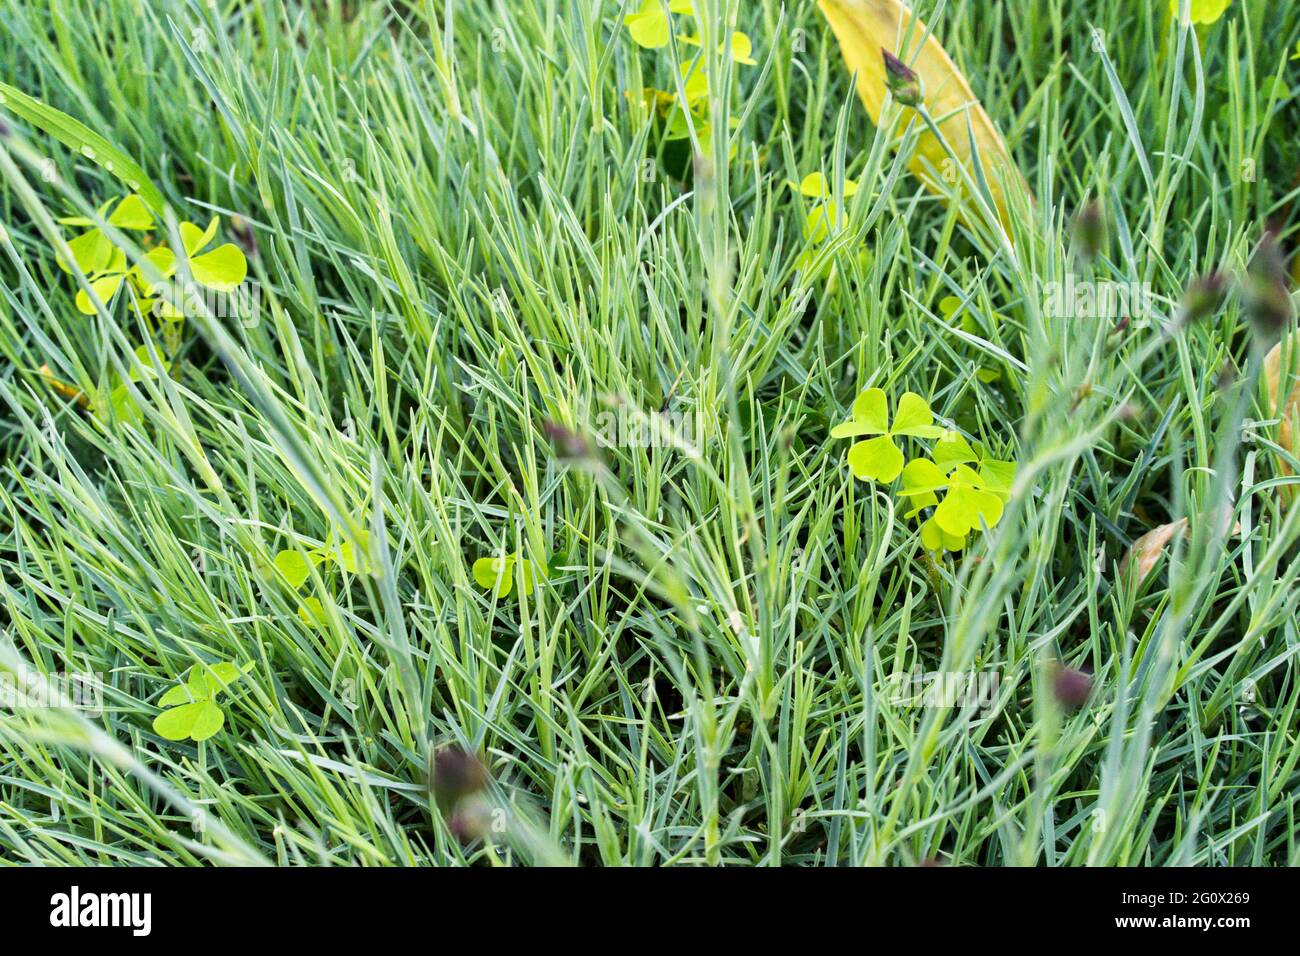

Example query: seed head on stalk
[1245,230,1294,342]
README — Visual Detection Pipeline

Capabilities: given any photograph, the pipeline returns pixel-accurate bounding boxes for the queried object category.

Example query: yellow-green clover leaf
[678,60,709,106]
[58,195,157,315]
[58,194,155,232]
[831,389,944,482]
[900,458,1005,538]
[803,200,846,243]
[790,172,860,199]
[473,552,543,598]
[152,662,247,742]
[920,515,968,553]
[625,0,695,49]
[273,549,314,589]
[901,436,1017,552]
[932,431,1017,499]
[62,199,248,317]
[790,173,859,243]
[663,107,738,158]
[178,217,247,291]
[90,343,170,423]
[153,700,225,741]
[152,217,248,319]
[679,30,757,65]
[337,534,368,574]
[1168,0,1230,25]
[57,194,153,272]
[298,596,329,628]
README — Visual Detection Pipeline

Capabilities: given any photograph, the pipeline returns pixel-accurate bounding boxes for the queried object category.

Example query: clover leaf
[662,107,738,159]
[58,196,248,318]
[473,551,544,598]
[789,172,860,200]
[1168,0,1230,25]
[336,533,368,574]
[803,200,846,243]
[58,195,156,315]
[298,596,329,627]
[625,0,695,49]
[678,59,709,106]
[931,431,1017,499]
[900,459,1005,538]
[58,194,155,232]
[898,435,1017,553]
[151,216,248,319]
[273,549,315,589]
[790,173,860,244]
[830,389,944,482]
[152,662,248,742]
[679,30,756,65]
[919,515,968,553]
[271,528,367,629]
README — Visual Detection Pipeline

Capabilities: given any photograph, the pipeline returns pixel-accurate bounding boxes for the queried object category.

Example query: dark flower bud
[429,744,488,804]
[1245,231,1294,341]
[542,419,593,461]
[448,798,492,844]
[1178,271,1227,326]
[882,50,922,108]
[1073,199,1105,261]
[1052,665,1093,710]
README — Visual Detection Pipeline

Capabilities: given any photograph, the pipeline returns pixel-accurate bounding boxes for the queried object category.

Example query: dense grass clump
[0,0,1298,866]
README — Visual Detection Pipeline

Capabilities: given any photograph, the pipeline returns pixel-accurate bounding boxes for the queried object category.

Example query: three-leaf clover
[144,217,249,320]
[57,195,154,314]
[626,5,754,162]
[895,432,1016,552]
[59,196,248,317]
[904,462,1002,539]
[663,105,739,159]
[830,388,944,482]
[931,431,1016,497]
[273,549,317,589]
[473,551,545,598]
[152,662,248,742]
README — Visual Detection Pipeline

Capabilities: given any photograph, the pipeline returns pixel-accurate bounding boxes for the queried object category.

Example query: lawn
[0,0,1298,866]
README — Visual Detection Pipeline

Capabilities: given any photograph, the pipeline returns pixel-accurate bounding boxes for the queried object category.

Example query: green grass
[0,0,1298,866]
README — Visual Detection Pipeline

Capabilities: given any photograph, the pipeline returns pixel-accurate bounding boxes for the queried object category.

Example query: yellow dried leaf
[1120,513,1241,585]
[816,0,1029,235]
[1120,518,1189,584]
